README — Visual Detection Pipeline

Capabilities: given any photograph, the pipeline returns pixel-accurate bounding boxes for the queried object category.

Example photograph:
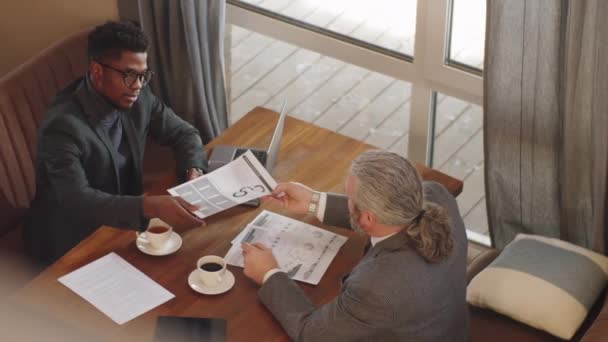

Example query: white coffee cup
[145,218,173,249]
[196,255,226,288]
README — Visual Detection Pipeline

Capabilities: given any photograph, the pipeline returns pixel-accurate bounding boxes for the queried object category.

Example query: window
[447,0,486,72]
[226,0,488,244]
[233,0,418,58]
[431,92,489,245]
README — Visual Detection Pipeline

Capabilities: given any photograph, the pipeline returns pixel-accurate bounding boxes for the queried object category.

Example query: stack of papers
[225,210,348,285]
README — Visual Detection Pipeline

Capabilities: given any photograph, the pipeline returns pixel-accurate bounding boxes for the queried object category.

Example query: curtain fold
[123,0,228,143]
[561,1,608,252]
[485,0,608,253]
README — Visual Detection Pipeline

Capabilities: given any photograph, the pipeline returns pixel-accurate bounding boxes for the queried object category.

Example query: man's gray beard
[349,213,365,235]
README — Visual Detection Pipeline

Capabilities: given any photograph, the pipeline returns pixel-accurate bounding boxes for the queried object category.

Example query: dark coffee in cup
[200,262,223,272]
[148,226,169,234]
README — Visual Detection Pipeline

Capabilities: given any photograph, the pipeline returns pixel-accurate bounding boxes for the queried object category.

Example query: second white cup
[196,255,226,288]
[145,218,173,249]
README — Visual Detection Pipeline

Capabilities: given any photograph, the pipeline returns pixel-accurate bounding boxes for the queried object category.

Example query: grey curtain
[485,0,608,252]
[120,0,228,143]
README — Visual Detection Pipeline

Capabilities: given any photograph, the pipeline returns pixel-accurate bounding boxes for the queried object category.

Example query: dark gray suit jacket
[258,181,468,341]
[25,78,206,262]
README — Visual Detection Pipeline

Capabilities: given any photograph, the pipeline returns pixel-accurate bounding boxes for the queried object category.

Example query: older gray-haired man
[242,151,468,341]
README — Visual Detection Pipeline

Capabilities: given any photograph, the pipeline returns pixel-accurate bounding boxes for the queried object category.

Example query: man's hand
[261,182,315,215]
[242,243,279,286]
[186,168,204,181]
[143,195,205,230]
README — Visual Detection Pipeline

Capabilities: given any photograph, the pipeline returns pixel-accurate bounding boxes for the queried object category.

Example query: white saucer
[188,269,235,295]
[136,232,182,256]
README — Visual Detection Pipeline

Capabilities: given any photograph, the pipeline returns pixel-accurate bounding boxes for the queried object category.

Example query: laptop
[208,101,287,174]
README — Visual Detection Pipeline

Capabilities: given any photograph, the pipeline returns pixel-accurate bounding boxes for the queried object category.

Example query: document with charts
[167,150,277,219]
[225,210,348,285]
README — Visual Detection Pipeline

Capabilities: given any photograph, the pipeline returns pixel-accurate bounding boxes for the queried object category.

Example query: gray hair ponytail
[350,151,453,263]
[405,202,453,263]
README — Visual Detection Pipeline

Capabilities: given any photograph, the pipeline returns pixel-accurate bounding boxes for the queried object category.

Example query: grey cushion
[467,234,608,340]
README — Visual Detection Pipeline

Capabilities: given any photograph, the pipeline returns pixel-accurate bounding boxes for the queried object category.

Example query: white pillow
[467,234,608,340]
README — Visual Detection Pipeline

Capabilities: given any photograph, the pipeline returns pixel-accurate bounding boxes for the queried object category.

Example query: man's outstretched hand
[262,182,315,215]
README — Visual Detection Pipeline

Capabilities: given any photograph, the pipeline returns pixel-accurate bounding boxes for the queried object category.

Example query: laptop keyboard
[234,148,267,165]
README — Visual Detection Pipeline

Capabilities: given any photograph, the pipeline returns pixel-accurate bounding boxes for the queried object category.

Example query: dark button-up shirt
[85,76,135,195]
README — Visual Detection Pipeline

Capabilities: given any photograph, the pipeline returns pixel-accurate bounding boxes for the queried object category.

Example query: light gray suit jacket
[258,181,468,341]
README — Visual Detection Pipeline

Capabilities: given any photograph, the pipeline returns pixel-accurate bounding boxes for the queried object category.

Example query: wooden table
[11,107,463,341]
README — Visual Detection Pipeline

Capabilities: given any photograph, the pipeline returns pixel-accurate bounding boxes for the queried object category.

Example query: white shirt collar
[370,232,400,246]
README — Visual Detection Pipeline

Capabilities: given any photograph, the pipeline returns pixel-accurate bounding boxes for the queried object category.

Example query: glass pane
[448,0,486,70]
[236,0,418,57]
[226,24,412,157]
[431,92,488,243]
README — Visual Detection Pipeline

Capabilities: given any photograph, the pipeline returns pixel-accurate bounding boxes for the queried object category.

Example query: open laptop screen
[207,101,287,174]
[264,101,287,174]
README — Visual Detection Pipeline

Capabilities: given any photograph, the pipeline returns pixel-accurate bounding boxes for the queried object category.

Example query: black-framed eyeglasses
[95,60,154,88]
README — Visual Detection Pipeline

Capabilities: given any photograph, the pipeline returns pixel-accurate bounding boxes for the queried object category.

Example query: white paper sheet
[225,210,348,285]
[58,253,174,325]
[168,150,278,218]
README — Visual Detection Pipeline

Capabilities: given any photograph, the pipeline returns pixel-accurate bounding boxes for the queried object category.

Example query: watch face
[308,192,320,214]
[308,202,317,214]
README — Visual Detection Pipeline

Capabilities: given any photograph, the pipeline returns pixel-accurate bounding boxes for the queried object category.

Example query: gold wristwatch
[307,191,321,214]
